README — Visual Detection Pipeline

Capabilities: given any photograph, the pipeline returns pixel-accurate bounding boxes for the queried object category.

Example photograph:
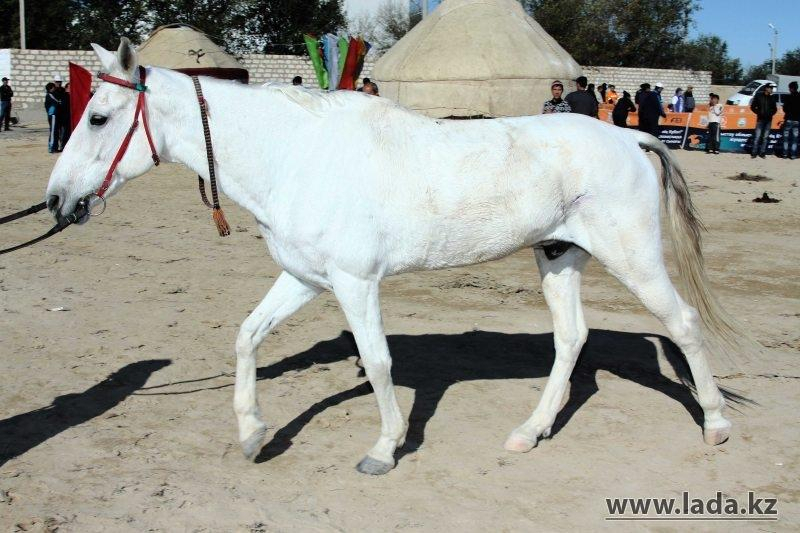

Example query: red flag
[69,62,92,131]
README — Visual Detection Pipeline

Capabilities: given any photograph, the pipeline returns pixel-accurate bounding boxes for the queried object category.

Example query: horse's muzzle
[48,194,92,226]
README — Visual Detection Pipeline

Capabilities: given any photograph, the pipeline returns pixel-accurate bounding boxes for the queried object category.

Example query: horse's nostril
[47,195,59,212]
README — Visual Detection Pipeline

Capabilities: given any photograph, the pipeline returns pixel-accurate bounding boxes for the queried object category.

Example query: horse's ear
[91,43,118,73]
[116,37,138,78]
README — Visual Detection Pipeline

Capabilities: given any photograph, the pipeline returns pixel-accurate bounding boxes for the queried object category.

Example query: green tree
[1,0,345,54]
[678,34,743,84]
[233,0,345,54]
[744,48,800,80]
[777,47,800,75]
[521,0,697,68]
[0,0,72,49]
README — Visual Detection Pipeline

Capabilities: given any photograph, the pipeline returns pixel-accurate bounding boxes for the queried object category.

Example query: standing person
[670,88,684,112]
[612,90,636,128]
[565,76,598,118]
[750,82,778,158]
[362,82,379,96]
[587,83,599,103]
[706,93,723,154]
[59,82,72,147]
[606,84,619,104]
[0,77,12,131]
[44,82,61,153]
[637,83,666,138]
[781,81,799,160]
[634,83,646,105]
[357,77,371,92]
[684,85,696,112]
[541,80,571,114]
[653,82,665,108]
[598,83,607,104]
[52,75,69,150]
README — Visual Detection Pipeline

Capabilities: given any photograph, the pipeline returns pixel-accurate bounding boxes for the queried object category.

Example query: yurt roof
[372,0,582,117]
[137,24,245,71]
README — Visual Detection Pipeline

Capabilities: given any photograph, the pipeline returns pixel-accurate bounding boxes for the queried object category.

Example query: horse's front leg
[235,271,322,461]
[330,270,406,475]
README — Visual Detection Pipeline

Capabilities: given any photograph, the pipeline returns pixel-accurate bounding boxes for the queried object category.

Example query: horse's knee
[235,329,256,357]
[361,353,392,379]
[553,324,588,357]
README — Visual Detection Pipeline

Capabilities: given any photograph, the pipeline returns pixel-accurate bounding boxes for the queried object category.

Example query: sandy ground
[0,124,798,532]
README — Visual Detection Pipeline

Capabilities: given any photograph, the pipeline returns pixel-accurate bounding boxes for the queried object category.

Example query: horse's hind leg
[505,246,590,452]
[589,229,730,445]
[235,271,322,461]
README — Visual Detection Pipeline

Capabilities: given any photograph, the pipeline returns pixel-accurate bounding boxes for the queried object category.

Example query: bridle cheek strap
[96,66,160,199]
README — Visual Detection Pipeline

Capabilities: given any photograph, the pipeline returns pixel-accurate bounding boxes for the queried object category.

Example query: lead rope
[191,76,230,237]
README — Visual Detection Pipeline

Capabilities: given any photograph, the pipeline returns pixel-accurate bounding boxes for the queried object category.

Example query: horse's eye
[89,114,108,126]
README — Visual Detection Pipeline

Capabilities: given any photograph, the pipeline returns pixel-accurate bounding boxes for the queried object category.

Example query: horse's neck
[149,70,296,219]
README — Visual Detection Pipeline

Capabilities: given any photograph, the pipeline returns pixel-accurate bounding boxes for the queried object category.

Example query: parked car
[726,79,789,106]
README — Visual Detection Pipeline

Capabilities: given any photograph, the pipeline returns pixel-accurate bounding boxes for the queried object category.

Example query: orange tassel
[212,207,231,237]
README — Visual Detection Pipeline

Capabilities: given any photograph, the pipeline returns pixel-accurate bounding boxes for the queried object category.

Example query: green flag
[304,34,328,89]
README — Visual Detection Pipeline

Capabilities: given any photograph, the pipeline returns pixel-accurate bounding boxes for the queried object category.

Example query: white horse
[46,40,740,475]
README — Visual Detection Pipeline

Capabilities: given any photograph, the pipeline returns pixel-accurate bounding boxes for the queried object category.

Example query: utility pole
[19,0,26,49]
[768,23,778,75]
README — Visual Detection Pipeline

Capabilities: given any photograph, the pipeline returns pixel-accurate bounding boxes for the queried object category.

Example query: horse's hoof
[504,433,537,453]
[356,455,394,475]
[703,420,731,446]
[240,425,268,461]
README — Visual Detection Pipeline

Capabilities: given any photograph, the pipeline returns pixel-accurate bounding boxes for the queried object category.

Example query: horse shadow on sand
[244,329,751,464]
[0,330,751,469]
[0,359,171,467]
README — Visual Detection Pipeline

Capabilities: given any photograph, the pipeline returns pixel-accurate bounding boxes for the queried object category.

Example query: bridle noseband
[1,65,230,254]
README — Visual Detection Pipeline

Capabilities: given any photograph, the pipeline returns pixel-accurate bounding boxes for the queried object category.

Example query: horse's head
[46,38,160,223]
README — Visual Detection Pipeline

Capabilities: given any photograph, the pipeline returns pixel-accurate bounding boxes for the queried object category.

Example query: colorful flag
[338,37,361,90]
[323,34,340,92]
[68,62,92,131]
[337,36,349,81]
[304,34,328,89]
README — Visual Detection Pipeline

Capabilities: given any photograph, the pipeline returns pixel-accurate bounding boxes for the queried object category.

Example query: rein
[1,66,230,254]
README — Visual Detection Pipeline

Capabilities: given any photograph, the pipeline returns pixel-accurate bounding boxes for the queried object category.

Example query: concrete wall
[240,53,374,85]
[582,65,712,104]
[2,47,710,122]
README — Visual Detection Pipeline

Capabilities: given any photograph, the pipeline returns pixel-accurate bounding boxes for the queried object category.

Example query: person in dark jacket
[565,76,598,117]
[684,86,696,112]
[637,83,666,137]
[44,82,61,153]
[0,77,13,131]
[750,83,778,158]
[781,81,799,159]
[612,91,636,128]
[53,75,70,150]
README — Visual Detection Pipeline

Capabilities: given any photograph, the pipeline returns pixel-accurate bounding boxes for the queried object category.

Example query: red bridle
[95,65,160,198]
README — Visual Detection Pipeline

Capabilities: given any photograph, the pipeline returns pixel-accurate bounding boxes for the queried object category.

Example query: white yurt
[373,0,582,117]
[137,24,249,83]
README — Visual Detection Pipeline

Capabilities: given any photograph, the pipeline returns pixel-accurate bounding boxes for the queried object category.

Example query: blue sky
[690,0,800,67]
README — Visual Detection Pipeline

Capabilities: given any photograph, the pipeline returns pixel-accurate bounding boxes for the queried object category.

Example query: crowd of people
[541,76,799,160]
